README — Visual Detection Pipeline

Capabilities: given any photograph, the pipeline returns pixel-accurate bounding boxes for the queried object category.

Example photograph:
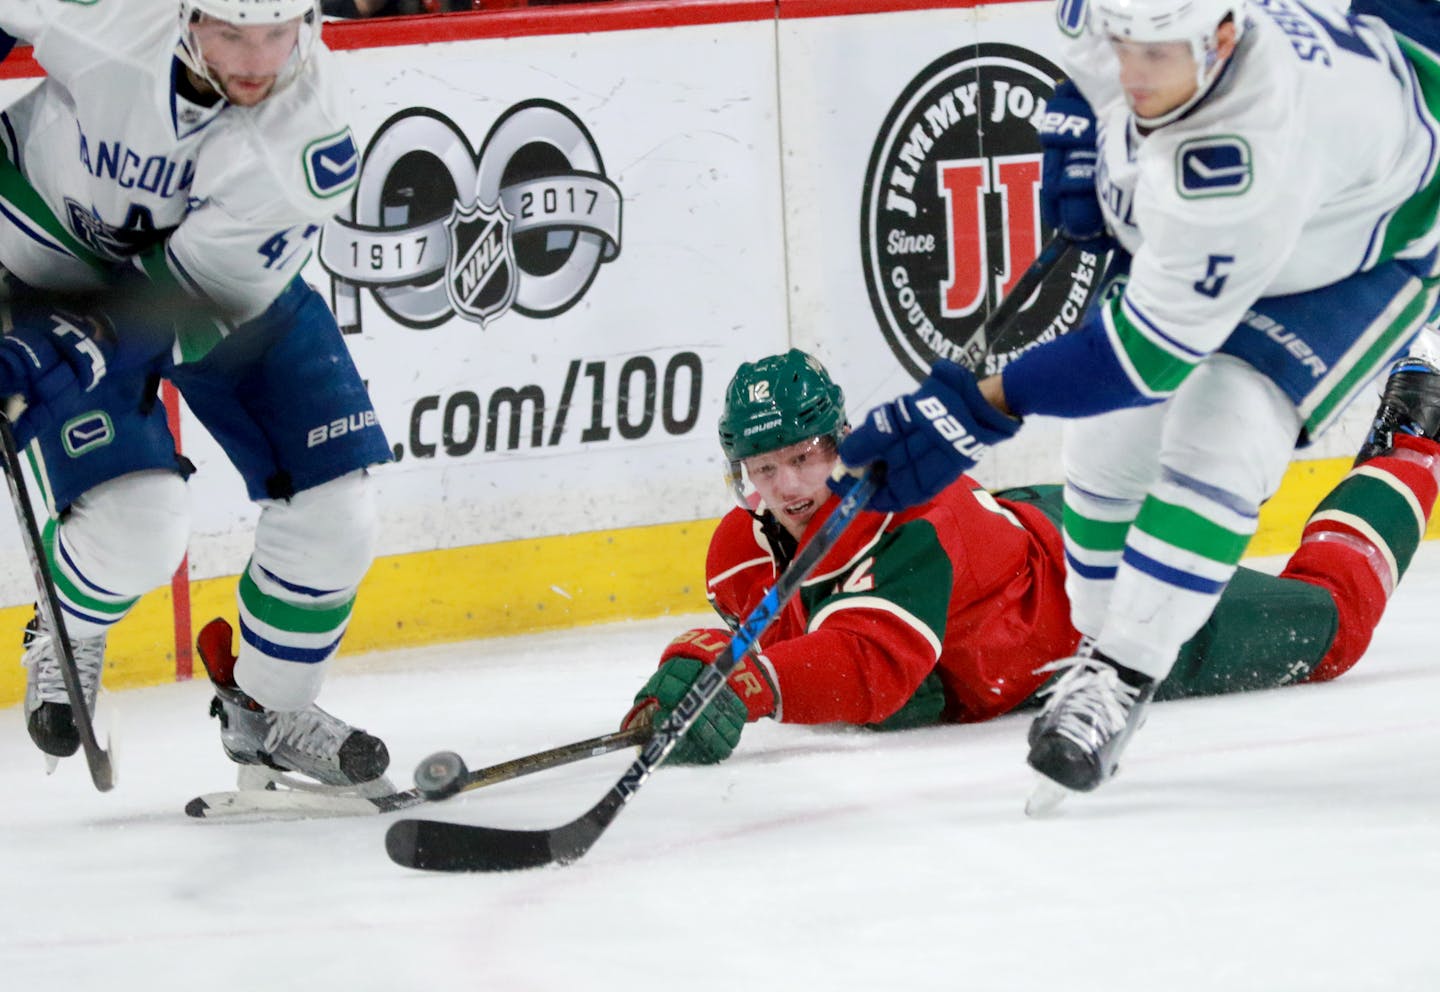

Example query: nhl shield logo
[444,200,517,326]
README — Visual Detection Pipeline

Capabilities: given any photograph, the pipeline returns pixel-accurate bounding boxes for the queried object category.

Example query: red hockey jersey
[706,478,1079,725]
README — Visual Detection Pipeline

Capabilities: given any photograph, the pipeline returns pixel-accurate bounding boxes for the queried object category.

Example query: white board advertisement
[0,0,1378,609]
[0,18,789,600]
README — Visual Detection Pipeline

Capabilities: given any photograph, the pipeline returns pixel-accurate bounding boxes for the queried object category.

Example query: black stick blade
[385,818,561,872]
[90,753,115,792]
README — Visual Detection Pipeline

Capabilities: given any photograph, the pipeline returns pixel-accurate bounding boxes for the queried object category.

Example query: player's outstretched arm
[620,628,777,765]
[834,359,1020,512]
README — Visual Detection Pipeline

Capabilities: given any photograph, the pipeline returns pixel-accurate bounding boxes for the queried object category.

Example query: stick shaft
[453,726,649,796]
[0,414,114,790]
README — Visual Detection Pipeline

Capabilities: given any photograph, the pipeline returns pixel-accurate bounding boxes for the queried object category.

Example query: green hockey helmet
[718,349,847,462]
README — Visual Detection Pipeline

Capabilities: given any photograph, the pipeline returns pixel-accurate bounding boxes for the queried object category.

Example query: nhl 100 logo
[861,44,1097,381]
[319,100,622,332]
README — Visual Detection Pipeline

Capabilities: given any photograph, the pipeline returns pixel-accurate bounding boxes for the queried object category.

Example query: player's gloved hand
[1038,79,1111,247]
[0,307,114,410]
[834,359,1020,512]
[621,628,778,765]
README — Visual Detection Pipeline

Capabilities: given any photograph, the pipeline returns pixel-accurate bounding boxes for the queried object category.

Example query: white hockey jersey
[0,0,357,331]
[1062,0,1440,362]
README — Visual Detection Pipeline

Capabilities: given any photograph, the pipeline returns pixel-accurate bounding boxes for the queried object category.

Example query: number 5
[1194,253,1235,299]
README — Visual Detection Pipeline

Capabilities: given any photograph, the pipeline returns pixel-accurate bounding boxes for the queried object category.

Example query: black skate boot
[1025,646,1156,812]
[197,618,389,788]
[22,610,106,760]
[1355,357,1440,464]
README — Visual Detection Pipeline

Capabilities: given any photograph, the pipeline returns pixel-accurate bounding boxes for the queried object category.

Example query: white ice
[2,547,1438,992]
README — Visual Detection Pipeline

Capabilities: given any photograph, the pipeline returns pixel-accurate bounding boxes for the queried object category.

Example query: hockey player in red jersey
[622,349,1440,768]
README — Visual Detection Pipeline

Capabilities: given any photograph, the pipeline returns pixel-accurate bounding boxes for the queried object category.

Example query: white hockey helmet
[184,0,319,22]
[177,0,322,102]
[1090,0,1246,124]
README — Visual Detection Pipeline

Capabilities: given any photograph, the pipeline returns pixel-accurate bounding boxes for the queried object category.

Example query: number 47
[258,224,320,270]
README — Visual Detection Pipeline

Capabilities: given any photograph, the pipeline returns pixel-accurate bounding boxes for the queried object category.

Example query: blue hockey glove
[0,307,113,411]
[1038,80,1111,247]
[834,360,1020,512]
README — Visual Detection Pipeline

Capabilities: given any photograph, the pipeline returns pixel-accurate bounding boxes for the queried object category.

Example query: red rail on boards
[0,0,1037,77]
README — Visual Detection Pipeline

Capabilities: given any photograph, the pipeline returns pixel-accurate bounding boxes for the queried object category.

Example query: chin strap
[749,507,798,575]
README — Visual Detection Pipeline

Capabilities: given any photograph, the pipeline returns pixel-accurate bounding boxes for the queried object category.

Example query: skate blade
[235,763,396,798]
[1025,775,1072,818]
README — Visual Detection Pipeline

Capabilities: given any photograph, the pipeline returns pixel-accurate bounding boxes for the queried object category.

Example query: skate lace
[1033,656,1141,749]
[264,706,349,760]
[24,631,106,705]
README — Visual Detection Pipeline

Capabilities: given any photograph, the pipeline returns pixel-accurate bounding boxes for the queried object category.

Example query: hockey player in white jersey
[836,0,1440,807]
[0,0,394,793]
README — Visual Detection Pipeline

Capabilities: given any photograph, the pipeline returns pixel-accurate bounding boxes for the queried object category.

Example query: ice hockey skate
[1024,647,1156,816]
[21,610,106,771]
[1355,355,1440,464]
[192,617,394,816]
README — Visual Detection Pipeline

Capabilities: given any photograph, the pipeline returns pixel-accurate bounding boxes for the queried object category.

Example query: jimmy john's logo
[319,101,621,332]
[861,44,1097,380]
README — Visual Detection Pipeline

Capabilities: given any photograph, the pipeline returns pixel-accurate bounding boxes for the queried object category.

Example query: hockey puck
[414,750,469,800]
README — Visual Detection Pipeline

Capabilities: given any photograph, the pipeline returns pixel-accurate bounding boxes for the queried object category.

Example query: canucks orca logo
[61,412,114,458]
[1177,137,1253,198]
[1056,0,1089,37]
[304,129,359,199]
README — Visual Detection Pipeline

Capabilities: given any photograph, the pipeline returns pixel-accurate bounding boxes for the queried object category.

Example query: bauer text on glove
[1037,79,1111,248]
[834,360,1020,512]
[620,627,778,765]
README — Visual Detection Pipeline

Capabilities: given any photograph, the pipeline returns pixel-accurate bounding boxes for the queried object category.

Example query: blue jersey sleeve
[1000,304,1162,418]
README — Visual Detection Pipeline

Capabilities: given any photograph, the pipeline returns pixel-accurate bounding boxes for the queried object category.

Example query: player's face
[1108,37,1200,119]
[743,436,838,540]
[190,16,302,106]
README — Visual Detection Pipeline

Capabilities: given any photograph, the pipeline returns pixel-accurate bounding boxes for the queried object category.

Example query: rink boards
[0,0,1424,704]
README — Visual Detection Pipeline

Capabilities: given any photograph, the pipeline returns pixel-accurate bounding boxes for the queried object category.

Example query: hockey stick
[406,725,651,803]
[186,726,648,819]
[949,233,1075,372]
[979,235,1075,359]
[0,410,115,791]
[384,469,879,872]
[401,726,650,805]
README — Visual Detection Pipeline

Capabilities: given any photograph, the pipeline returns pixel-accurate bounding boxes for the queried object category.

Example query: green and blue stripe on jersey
[1004,249,1440,440]
[1365,33,1440,270]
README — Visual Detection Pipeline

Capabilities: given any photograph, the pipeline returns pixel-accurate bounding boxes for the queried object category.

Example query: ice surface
[2,548,1438,991]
